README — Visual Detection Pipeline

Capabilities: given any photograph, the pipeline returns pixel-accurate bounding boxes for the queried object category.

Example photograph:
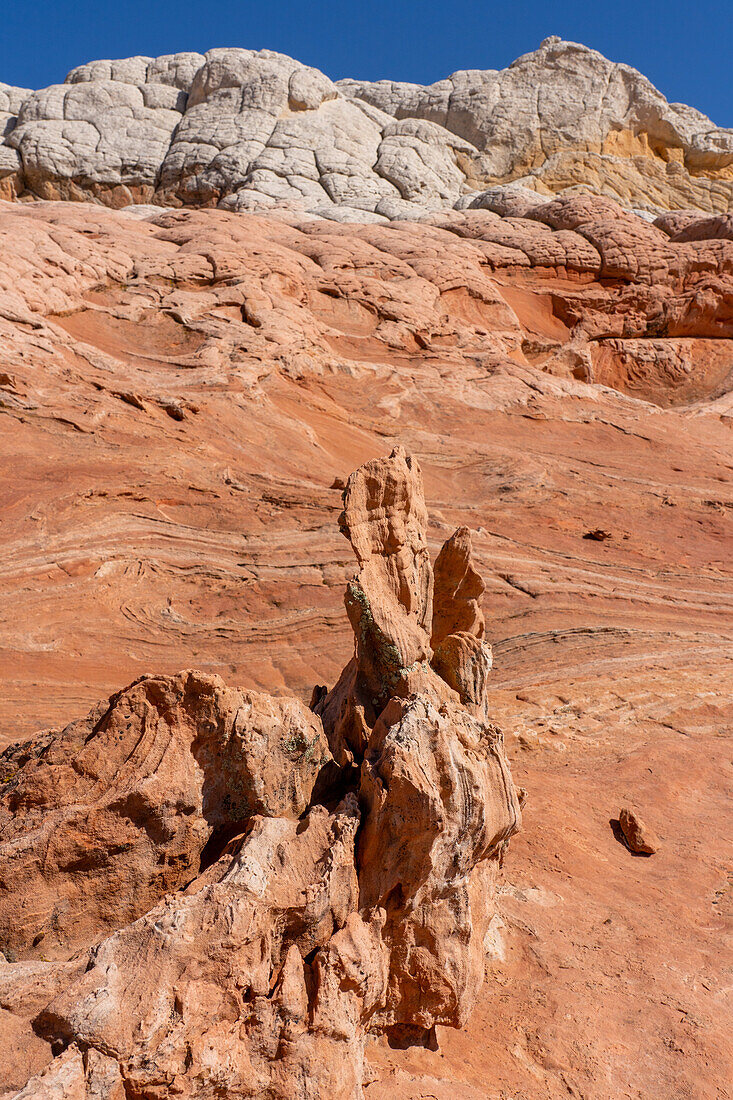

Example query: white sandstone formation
[1,38,732,216]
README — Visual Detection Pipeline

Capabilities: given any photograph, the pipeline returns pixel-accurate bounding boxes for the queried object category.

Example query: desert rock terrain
[0,37,731,1100]
[1,447,522,1098]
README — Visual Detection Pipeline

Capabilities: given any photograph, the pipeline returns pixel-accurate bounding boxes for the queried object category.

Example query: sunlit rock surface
[0,449,520,1098]
[2,38,733,215]
[0,189,730,1097]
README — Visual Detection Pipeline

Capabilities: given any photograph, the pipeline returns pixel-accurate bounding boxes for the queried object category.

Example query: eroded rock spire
[317,446,497,760]
[0,448,520,1100]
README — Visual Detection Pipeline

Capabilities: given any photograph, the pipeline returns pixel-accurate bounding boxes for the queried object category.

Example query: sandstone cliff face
[0,192,731,736]
[0,449,520,1099]
[1,38,732,217]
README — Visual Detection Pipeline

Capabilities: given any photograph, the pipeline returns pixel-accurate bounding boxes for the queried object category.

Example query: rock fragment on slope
[619,807,661,854]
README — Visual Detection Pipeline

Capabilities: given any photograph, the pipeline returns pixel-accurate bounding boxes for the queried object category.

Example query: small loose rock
[619,807,660,854]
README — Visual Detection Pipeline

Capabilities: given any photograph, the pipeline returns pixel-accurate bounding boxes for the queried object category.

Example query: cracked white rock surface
[2,38,732,214]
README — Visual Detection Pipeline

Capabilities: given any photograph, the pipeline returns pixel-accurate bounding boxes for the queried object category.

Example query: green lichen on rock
[345,579,405,691]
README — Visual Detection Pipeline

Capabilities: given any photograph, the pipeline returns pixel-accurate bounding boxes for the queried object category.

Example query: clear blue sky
[1,0,730,127]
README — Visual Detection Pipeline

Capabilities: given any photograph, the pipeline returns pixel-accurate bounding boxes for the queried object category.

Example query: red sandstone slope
[0,197,732,1098]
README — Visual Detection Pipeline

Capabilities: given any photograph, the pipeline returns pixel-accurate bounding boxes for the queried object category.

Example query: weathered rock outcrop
[431,527,485,646]
[0,671,331,959]
[2,38,732,216]
[344,37,733,215]
[0,449,520,1099]
[429,528,492,711]
[358,695,518,1038]
[316,448,454,766]
[340,446,435,700]
[32,803,367,1099]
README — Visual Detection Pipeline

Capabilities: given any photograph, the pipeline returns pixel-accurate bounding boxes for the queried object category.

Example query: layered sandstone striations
[1,191,732,738]
[1,38,732,217]
[0,449,520,1099]
[0,671,332,958]
[0,188,731,1097]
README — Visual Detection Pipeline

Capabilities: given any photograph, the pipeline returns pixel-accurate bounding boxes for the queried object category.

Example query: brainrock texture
[0,449,520,1098]
[1,37,733,217]
[0,188,731,1098]
[342,36,733,215]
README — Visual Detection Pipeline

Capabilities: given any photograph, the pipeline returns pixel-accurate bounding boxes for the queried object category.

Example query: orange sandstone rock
[619,807,661,855]
[0,671,331,958]
[0,449,520,1100]
[0,195,730,1099]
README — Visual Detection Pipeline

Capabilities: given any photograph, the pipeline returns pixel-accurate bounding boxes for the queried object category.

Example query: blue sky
[1,0,730,126]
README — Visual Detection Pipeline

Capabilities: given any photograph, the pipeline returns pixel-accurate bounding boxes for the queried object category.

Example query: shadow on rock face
[387,1024,439,1050]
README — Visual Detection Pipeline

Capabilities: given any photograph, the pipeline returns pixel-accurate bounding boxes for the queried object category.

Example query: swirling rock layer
[0,192,731,1097]
[0,670,332,959]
